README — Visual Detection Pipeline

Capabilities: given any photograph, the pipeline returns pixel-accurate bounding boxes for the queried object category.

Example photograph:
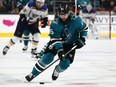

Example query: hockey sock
[32,33,39,49]
[57,58,71,72]
[32,61,46,76]
[8,36,20,47]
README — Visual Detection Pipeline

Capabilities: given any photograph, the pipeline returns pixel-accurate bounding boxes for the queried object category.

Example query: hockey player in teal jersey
[25,4,88,82]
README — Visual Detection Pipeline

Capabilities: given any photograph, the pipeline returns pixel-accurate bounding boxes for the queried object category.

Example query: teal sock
[32,67,41,76]
[24,40,28,46]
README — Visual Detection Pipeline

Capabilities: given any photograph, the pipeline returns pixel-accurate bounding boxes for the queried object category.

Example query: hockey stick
[27,8,32,21]
[40,45,77,74]
[75,0,77,15]
[41,37,85,73]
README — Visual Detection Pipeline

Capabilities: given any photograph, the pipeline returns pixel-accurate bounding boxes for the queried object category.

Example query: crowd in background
[0,0,116,14]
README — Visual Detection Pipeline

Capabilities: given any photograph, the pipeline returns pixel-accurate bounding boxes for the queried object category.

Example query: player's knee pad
[9,36,20,46]
[33,33,39,41]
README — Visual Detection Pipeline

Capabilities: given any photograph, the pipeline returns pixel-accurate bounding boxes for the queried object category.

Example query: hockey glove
[41,17,48,28]
[58,49,65,61]
[75,37,86,49]
[19,14,28,22]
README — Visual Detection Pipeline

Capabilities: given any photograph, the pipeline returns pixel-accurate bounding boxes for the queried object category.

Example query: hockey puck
[39,82,45,84]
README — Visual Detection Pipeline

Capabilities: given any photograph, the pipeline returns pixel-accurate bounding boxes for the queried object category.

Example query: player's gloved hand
[19,14,27,22]
[41,17,48,28]
[75,37,86,49]
[58,49,65,61]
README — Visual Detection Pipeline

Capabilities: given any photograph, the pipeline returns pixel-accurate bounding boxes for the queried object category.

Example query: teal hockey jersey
[49,13,88,44]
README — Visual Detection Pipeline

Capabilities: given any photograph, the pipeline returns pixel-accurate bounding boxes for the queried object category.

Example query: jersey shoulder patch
[41,5,47,10]
[51,18,59,24]
[70,14,78,20]
[28,1,36,7]
[82,8,88,13]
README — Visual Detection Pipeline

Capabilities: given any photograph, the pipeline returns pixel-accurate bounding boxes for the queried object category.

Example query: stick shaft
[75,0,77,15]
[41,45,77,73]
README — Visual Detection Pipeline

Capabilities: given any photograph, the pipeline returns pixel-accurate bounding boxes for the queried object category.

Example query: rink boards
[0,14,116,39]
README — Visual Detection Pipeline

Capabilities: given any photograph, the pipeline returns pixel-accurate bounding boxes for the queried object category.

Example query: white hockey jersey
[20,1,48,23]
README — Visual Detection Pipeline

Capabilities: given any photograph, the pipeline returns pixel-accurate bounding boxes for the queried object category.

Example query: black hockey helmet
[58,4,70,15]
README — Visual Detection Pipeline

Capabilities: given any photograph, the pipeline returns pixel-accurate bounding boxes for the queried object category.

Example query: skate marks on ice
[0,73,23,86]
[0,39,116,87]
[0,73,53,87]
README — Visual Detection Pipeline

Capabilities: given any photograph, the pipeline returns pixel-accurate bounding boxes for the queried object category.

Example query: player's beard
[60,14,71,24]
[60,13,70,21]
[61,18,67,21]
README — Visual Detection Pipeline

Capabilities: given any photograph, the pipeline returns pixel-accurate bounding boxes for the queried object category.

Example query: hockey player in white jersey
[81,4,99,39]
[2,0,48,56]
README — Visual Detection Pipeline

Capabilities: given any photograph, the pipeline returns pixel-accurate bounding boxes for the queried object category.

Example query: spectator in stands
[113,6,116,14]
[108,0,116,11]
[11,8,19,14]
[46,0,53,13]
[3,0,13,13]
[77,0,90,9]
[90,0,100,10]
[99,0,109,10]
[0,1,6,14]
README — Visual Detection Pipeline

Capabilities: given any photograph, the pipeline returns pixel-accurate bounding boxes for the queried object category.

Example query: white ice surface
[0,38,116,87]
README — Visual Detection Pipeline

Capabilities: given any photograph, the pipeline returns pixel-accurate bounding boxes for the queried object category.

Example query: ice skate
[31,48,38,58]
[25,73,36,82]
[22,46,28,52]
[52,65,59,81]
[2,46,10,55]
